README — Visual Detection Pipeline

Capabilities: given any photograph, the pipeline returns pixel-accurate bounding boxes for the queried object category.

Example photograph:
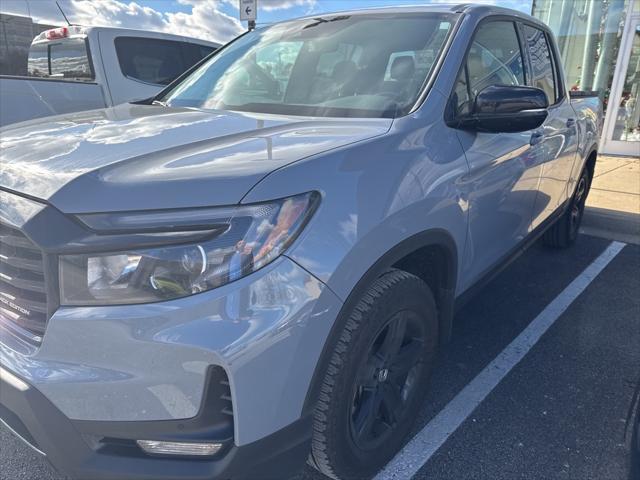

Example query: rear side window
[523,25,557,104]
[115,37,185,85]
[316,43,362,77]
[198,45,216,58]
[182,44,217,68]
[27,39,93,80]
[454,21,525,116]
[115,38,214,86]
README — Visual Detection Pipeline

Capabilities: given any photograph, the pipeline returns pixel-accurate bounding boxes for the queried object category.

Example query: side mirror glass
[457,85,549,133]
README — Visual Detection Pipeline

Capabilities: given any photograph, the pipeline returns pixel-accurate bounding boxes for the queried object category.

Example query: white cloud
[0,0,317,45]
[165,0,244,43]
[1,0,533,45]
[1,0,244,44]
[228,0,316,12]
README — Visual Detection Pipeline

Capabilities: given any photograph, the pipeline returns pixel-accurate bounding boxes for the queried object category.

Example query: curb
[581,206,640,245]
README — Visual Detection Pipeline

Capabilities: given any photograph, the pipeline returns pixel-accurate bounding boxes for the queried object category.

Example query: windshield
[161,13,455,118]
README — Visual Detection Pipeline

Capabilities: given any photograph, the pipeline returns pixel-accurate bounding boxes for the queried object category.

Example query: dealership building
[532,0,639,156]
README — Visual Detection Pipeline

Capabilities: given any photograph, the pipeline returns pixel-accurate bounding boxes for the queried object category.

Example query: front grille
[0,223,48,344]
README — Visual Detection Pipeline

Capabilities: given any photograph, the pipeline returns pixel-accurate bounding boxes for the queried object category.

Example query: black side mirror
[457,85,549,133]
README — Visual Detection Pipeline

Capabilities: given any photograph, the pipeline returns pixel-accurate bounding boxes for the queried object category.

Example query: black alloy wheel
[310,269,438,480]
[569,174,588,242]
[349,311,425,451]
[543,168,591,248]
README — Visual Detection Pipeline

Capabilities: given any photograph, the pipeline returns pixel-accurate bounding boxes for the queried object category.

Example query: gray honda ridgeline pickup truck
[0,4,601,480]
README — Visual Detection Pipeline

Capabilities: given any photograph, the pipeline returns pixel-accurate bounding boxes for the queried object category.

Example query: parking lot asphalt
[413,239,640,480]
[2,235,639,480]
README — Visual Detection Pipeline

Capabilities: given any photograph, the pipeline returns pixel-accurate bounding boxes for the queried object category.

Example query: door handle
[530,130,544,145]
[566,118,576,128]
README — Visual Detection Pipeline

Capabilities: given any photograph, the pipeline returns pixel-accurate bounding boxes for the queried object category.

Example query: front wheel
[309,270,438,479]
[543,168,590,248]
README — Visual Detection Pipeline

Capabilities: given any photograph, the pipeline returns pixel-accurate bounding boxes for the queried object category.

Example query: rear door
[455,20,545,292]
[521,24,579,231]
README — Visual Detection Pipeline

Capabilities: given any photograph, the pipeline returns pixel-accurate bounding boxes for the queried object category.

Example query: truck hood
[0,103,391,213]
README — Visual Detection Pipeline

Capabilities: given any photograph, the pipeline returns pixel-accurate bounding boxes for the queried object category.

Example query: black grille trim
[0,223,48,344]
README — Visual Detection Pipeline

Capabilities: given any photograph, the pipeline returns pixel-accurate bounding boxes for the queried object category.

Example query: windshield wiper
[151,100,169,107]
[303,15,349,29]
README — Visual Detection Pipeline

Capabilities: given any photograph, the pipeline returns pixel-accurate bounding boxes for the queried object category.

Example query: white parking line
[375,241,626,480]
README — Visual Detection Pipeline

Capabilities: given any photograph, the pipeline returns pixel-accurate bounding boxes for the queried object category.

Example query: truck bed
[0,76,107,128]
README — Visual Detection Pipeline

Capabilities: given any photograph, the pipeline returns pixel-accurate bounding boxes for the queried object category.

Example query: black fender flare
[302,228,458,415]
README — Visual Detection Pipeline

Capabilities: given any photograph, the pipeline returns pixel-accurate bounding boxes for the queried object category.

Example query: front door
[454,20,545,292]
[601,14,640,156]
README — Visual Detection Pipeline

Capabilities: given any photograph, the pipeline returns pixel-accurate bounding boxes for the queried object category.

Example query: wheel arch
[584,149,597,188]
[302,228,458,415]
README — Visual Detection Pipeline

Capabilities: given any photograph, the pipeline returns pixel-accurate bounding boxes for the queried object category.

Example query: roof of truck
[33,25,220,47]
[268,3,546,30]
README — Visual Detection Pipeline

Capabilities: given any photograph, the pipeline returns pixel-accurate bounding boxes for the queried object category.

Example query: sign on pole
[239,0,257,22]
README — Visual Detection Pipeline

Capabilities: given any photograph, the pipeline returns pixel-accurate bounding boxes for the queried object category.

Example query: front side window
[115,37,186,85]
[523,25,557,104]
[253,41,304,101]
[162,13,456,118]
[454,21,525,116]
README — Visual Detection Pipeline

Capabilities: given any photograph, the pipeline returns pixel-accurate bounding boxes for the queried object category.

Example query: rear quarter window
[523,25,557,104]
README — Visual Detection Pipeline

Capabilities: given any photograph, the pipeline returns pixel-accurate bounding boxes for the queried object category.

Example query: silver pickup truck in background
[0,25,219,127]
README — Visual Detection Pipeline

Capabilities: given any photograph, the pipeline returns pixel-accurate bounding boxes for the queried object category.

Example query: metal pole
[580,0,603,90]
[594,0,625,94]
[556,0,574,54]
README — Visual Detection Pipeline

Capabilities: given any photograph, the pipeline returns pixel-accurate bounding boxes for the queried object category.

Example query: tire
[309,269,438,480]
[543,167,591,248]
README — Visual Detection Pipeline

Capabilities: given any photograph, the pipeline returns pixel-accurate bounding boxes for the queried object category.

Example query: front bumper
[0,365,312,479]
[0,256,342,478]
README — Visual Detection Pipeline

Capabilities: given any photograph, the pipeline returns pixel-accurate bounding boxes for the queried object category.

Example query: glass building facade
[532,0,640,155]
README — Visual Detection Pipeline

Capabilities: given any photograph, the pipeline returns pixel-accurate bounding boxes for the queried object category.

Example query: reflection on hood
[1,103,391,213]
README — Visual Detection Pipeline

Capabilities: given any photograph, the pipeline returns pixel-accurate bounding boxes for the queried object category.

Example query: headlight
[59,192,319,306]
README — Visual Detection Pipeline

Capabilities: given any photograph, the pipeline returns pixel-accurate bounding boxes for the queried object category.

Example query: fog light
[137,440,223,457]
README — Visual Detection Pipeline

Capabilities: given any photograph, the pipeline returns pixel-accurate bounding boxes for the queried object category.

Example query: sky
[0,0,533,44]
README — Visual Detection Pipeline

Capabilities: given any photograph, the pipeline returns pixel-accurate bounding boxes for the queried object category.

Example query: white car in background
[0,25,220,127]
